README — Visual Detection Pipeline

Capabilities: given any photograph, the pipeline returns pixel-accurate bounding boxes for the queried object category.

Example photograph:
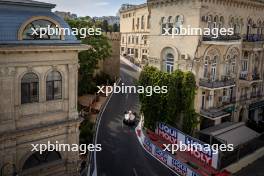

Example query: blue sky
[39,0,145,17]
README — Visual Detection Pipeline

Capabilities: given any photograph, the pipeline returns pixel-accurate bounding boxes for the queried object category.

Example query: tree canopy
[66,17,112,95]
[138,66,198,135]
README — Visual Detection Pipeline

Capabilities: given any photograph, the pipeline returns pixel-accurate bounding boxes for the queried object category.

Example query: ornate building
[120,0,264,131]
[0,0,88,175]
[120,3,150,65]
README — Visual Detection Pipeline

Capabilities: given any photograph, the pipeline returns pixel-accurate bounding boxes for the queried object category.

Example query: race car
[123,110,136,126]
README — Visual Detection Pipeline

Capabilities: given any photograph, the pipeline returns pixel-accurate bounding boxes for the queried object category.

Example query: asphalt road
[96,60,175,176]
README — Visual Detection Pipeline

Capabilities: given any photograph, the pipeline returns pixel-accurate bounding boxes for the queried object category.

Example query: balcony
[243,34,264,42]
[251,91,263,99]
[239,73,262,85]
[200,108,231,120]
[222,96,237,105]
[199,77,235,90]
[202,34,241,45]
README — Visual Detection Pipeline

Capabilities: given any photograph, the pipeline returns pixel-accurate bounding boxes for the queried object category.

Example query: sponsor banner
[156,122,219,169]
[156,122,178,144]
[143,137,153,153]
[171,158,188,176]
[142,133,199,176]
[154,147,168,164]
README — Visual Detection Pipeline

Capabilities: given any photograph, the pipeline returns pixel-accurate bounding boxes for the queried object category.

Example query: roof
[119,3,147,13]
[0,0,78,45]
[0,0,56,8]
[200,122,260,147]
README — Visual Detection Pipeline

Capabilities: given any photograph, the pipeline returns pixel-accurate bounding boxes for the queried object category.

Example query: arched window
[225,55,236,75]
[207,15,213,30]
[219,16,224,28]
[161,17,166,34]
[147,15,151,29]
[175,15,184,31]
[247,18,253,36]
[240,51,249,80]
[46,71,62,101]
[230,17,234,28]
[257,20,262,36]
[21,73,39,104]
[165,53,174,73]
[22,151,61,170]
[141,15,145,29]
[204,49,219,81]
[211,56,217,81]
[167,16,173,34]
[137,18,140,30]
[132,18,135,30]
[204,56,209,78]
[22,19,60,40]
[213,16,219,28]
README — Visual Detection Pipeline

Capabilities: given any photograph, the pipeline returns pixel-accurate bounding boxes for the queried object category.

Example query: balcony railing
[243,34,264,42]
[251,91,263,99]
[240,95,248,101]
[203,34,241,41]
[199,77,235,89]
[222,96,237,105]
[239,73,261,81]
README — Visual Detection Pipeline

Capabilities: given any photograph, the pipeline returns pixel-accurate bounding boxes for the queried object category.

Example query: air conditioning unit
[181,54,190,60]
[201,16,208,22]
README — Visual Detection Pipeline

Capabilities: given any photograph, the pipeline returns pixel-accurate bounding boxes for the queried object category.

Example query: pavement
[96,60,176,176]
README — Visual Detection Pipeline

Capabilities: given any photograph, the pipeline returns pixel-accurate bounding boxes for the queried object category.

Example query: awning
[200,122,260,147]
[200,108,231,120]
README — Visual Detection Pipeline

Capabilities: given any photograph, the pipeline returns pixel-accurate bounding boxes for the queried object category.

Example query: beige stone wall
[0,46,83,176]
[96,32,121,80]
[120,4,150,64]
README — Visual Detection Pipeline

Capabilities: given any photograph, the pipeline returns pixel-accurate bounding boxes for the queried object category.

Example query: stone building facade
[120,4,150,65]
[120,0,264,131]
[0,0,88,175]
[95,32,121,81]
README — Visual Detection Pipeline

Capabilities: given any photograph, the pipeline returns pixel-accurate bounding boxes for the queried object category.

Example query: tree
[138,67,198,134]
[66,17,112,95]
[102,20,109,32]
[113,23,120,32]
[182,72,199,135]
[167,70,184,127]
[78,35,112,95]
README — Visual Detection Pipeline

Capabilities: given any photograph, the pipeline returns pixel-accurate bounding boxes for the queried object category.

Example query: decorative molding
[0,67,17,77]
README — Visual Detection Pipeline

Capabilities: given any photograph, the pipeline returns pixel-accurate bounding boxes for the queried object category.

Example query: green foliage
[66,17,112,95]
[138,66,198,134]
[78,35,112,95]
[102,20,109,32]
[113,23,120,32]
[167,70,184,126]
[79,119,94,145]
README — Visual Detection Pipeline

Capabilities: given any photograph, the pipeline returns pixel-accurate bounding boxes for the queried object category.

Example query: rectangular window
[46,81,62,101]
[21,82,39,104]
